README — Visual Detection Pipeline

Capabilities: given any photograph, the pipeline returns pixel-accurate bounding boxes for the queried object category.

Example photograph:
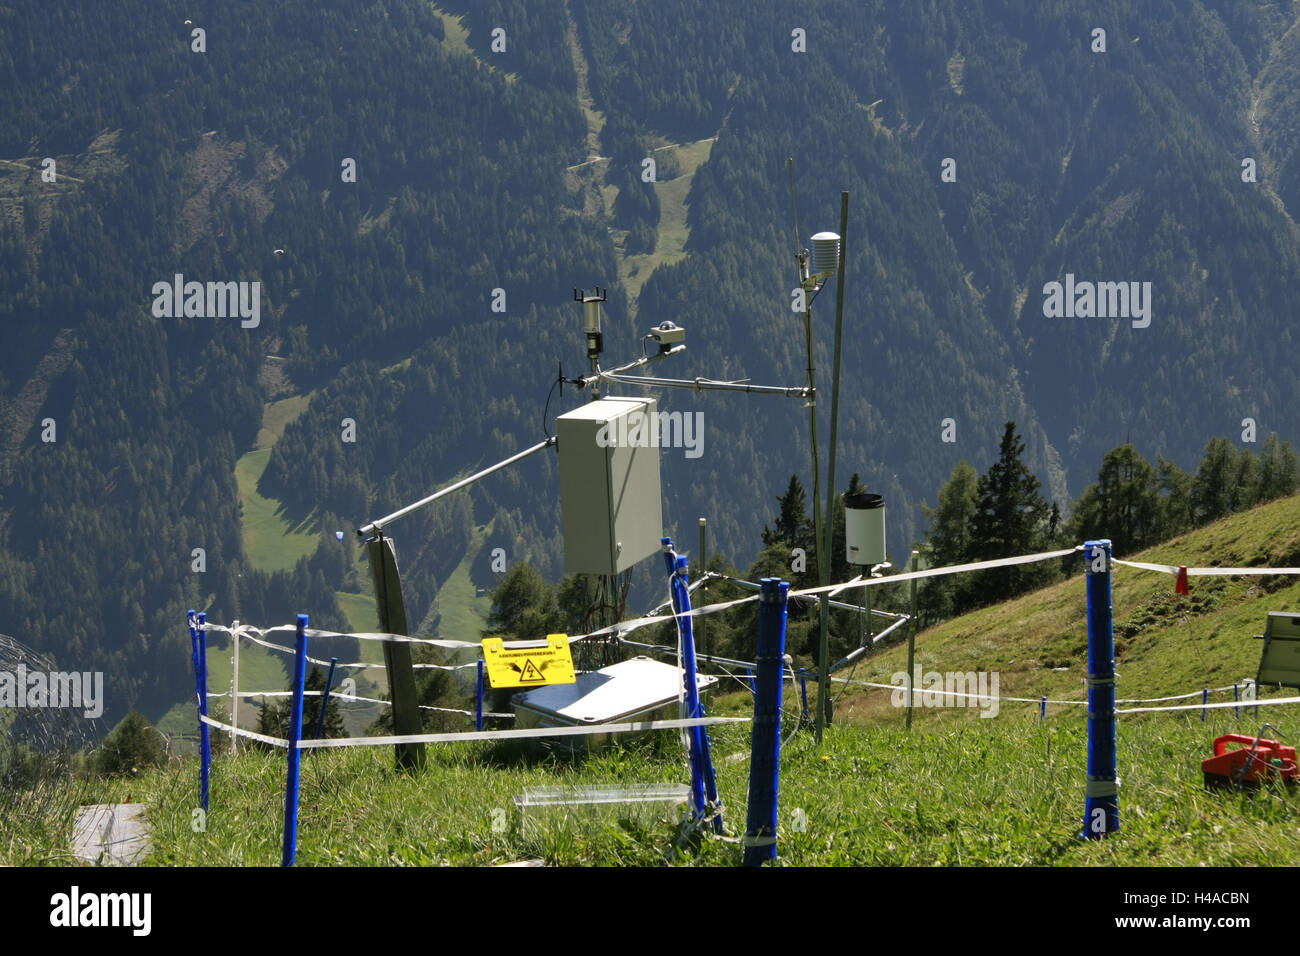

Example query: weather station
[349,160,876,784]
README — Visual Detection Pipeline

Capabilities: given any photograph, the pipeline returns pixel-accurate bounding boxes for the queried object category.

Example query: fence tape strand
[1117,695,1300,715]
[295,716,750,749]
[1113,559,1300,576]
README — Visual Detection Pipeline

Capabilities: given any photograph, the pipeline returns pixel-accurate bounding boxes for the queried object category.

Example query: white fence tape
[829,676,1083,706]
[1117,685,1237,704]
[295,716,750,749]
[198,621,480,668]
[1117,695,1300,715]
[1113,559,1300,576]
[830,677,1248,708]
[194,549,1300,664]
[200,716,289,749]
[192,546,1086,657]
[205,688,513,719]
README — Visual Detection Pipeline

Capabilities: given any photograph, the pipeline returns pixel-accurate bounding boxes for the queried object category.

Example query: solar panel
[1256,612,1300,688]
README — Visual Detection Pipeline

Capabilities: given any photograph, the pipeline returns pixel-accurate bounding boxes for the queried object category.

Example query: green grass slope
[824,495,1300,728]
[430,522,493,641]
[16,711,1300,866]
[14,497,1300,867]
[235,394,317,573]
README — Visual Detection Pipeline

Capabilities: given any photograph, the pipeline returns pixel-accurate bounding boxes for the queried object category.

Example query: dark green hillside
[1,0,1299,731]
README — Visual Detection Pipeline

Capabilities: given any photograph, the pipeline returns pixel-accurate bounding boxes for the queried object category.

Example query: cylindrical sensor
[844,491,886,566]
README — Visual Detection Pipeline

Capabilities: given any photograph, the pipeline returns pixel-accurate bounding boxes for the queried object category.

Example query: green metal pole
[815,191,850,742]
[808,300,828,741]
[907,550,919,730]
[865,584,872,648]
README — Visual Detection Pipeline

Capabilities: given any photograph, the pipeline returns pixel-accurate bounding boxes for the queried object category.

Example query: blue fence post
[1234,683,1240,722]
[1083,540,1118,839]
[1202,688,1209,723]
[282,614,308,867]
[476,659,485,732]
[744,577,789,867]
[1040,696,1047,723]
[799,673,810,724]
[312,657,338,743]
[661,539,722,832]
[187,610,209,812]
[197,612,211,813]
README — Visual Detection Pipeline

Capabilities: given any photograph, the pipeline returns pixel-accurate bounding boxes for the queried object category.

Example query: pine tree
[96,710,166,777]
[1233,449,1261,513]
[1156,454,1194,538]
[1191,438,1238,523]
[1070,444,1160,555]
[483,564,561,640]
[300,666,345,740]
[920,460,978,619]
[257,666,345,741]
[762,474,812,552]
[922,461,979,566]
[1259,433,1300,502]
[966,423,1050,606]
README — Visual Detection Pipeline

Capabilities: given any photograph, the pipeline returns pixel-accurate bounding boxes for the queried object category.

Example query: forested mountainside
[1,0,1297,726]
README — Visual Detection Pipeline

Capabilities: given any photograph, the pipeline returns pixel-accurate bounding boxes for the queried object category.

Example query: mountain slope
[1,0,1299,729]
[833,493,1300,725]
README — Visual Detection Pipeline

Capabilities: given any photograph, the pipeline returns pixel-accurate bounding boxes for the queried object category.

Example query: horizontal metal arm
[571,344,684,391]
[357,437,556,537]
[571,344,807,398]
[598,371,811,398]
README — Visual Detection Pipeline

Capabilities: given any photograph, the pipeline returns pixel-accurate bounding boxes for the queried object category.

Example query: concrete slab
[72,803,150,866]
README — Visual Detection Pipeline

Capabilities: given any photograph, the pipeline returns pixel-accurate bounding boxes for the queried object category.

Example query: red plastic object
[1202,734,1299,789]
[1175,565,1189,595]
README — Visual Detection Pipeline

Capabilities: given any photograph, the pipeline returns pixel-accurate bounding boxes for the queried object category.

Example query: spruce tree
[966,423,1049,606]
[300,666,345,740]
[1259,433,1300,502]
[1079,444,1161,555]
[920,460,978,620]
[96,710,166,777]
[1156,455,1194,538]
[1191,438,1238,523]
[483,564,561,640]
[257,666,344,741]
[762,474,813,552]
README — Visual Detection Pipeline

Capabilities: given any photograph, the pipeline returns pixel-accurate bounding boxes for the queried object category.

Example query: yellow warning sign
[482,634,576,689]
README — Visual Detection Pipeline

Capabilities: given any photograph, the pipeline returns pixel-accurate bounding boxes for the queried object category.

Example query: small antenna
[787,157,809,284]
[787,157,802,251]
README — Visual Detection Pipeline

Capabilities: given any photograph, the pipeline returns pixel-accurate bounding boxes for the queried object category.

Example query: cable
[782,660,803,748]
[832,602,868,705]
[541,368,563,441]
